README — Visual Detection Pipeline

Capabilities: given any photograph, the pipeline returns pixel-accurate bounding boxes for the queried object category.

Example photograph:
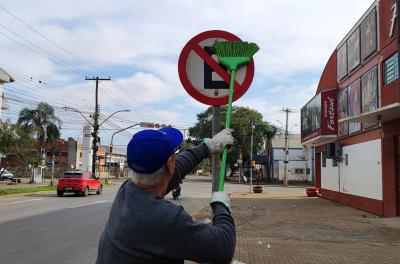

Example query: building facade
[272,134,313,182]
[301,0,400,217]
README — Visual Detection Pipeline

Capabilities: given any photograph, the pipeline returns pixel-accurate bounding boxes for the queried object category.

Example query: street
[0,176,245,264]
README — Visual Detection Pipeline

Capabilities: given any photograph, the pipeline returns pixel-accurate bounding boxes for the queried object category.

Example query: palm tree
[262,123,278,182]
[17,102,61,183]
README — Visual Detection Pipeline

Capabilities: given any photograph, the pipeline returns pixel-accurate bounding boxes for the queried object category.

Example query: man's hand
[210,191,231,212]
[202,128,234,153]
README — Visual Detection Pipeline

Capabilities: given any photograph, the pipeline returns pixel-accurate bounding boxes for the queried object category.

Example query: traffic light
[250,160,256,168]
[109,144,113,153]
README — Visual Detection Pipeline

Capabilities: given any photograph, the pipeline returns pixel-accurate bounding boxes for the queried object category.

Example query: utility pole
[85,76,111,176]
[250,120,255,192]
[283,108,289,187]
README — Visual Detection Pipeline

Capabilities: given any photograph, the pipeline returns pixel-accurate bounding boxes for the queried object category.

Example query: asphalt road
[0,176,247,264]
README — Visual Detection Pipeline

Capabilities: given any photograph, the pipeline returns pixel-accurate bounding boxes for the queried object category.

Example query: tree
[260,122,278,182]
[0,121,36,177]
[189,106,277,178]
[17,102,61,183]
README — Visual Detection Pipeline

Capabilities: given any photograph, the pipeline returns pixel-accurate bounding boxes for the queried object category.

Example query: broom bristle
[213,41,259,58]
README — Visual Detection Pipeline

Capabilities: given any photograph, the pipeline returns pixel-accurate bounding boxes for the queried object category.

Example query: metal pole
[93,77,99,176]
[85,76,111,176]
[211,106,220,192]
[284,108,289,187]
[250,120,254,192]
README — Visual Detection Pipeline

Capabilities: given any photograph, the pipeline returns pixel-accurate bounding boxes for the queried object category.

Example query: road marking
[0,198,43,206]
[68,200,108,209]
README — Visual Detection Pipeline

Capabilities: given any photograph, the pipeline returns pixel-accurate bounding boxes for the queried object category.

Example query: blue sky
[0,0,373,146]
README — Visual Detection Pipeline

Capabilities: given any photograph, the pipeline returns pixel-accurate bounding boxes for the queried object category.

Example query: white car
[0,168,14,181]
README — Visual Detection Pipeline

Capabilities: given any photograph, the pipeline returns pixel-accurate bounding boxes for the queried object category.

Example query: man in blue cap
[96,127,235,264]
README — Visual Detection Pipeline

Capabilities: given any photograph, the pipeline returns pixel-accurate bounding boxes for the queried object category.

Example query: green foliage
[189,106,278,163]
[17,102,61,152]
[0,185,56,196]
[0,121,37,168]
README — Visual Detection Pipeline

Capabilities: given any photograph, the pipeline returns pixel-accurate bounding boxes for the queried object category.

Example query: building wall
[340,139,382,200]
[273,148,311,181]
[321,158,339,192]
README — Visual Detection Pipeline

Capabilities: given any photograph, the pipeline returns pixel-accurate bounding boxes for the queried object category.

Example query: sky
[0,0,374,147]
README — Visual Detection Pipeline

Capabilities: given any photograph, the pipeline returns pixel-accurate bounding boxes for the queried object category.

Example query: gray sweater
[96,144,236,264]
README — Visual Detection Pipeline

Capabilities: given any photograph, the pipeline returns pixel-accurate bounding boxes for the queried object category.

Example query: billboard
[347,79,361,134]
[337,44,347,81]
[347,28,360,72]
[361,65,378,112]
[361,8,377,61]
[301,93,321,136]
[301,89,337,143]
[338,88,348,137]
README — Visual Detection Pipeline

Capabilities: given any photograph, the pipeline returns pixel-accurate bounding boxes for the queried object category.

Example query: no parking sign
[178,30,255,105]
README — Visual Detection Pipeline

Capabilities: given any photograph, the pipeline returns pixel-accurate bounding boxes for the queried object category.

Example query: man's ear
[166,155,175,175]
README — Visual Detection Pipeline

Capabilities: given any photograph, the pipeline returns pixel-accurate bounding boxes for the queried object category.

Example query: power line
[0,3,107,76]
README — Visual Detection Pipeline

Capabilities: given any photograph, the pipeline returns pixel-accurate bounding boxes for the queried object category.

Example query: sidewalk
[193,188,400,264]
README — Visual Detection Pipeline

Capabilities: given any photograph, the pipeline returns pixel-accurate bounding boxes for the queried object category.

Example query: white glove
[203,128,234,152]
[210,191,231,212]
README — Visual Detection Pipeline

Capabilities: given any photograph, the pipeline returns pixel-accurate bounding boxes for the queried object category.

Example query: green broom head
[213,40,259,70]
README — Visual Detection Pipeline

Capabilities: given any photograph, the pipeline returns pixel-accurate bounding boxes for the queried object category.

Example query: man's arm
[166,144,210,194]
[164,203,235,264]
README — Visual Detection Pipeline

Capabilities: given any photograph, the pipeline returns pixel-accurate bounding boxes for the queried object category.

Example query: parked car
[57,171,102,197]
[0,168,14,181]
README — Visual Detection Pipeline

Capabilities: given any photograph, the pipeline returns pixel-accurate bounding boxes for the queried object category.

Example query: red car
[57,171,102,197]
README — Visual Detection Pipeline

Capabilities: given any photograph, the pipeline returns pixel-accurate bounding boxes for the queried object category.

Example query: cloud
[0,0,374,142]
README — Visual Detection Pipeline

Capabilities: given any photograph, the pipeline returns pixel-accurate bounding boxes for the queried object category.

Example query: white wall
[272,148,311,181]
[81,124,93,171]
[340,139,382,200]
[320,139,382,200]
[321,158,340,192]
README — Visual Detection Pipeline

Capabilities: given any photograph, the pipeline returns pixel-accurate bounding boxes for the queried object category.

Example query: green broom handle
[218,68,236,191]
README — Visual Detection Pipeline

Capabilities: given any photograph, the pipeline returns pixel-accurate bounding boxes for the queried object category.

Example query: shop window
[384,52,399,85]
[322,152,327,167]
[294,168,304,174]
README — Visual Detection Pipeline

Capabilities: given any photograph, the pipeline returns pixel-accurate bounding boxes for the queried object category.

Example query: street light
[63,106,131,175]
[106,122,155,183]
[63,106,94,125]
[99,109,131,126]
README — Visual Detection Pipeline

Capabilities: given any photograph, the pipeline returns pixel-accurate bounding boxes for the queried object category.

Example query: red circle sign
[178,30,255,106]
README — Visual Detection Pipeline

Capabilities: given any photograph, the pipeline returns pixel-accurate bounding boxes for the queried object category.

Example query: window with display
[360,8,377,61]
[337,44,347,81]
[347,79,361,134]
[338,88,348,137]
[361,66,378,113]
[347,28,360,72]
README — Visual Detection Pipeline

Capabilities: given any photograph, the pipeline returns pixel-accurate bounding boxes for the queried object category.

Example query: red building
[301,0,400,217]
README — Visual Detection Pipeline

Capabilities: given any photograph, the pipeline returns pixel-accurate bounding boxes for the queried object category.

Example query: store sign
[390,2,397,37]
[301,89,337,143]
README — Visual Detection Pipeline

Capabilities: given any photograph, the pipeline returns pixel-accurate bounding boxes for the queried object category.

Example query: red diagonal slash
[192,44,242,89]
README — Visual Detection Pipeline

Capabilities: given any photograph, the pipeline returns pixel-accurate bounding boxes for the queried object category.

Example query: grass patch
[0,185,57,196]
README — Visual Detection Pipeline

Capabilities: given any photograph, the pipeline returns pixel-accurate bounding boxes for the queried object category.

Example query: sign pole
[211,105,221,192]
